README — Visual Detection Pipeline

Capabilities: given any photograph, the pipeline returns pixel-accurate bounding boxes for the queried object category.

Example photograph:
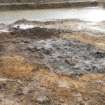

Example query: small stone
[36,95,49,104]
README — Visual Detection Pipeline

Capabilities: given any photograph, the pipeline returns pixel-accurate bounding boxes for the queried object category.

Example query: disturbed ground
[0,19,105,105]
[0,0,99,10]
[1,0,105,10]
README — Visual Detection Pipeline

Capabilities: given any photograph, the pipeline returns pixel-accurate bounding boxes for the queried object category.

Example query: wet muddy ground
[0,19,105,105]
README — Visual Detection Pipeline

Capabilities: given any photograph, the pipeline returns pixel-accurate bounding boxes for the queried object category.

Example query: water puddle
[0,7,105,24]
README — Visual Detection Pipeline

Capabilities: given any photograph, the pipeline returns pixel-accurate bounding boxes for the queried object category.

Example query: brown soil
[0,69,105,105]
[0,55,33,78]
[0,19,105,105]
[63,33,105,50]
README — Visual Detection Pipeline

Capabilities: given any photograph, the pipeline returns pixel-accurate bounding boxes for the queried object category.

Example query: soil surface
[0,0,103,10]
[0,19,105,105]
